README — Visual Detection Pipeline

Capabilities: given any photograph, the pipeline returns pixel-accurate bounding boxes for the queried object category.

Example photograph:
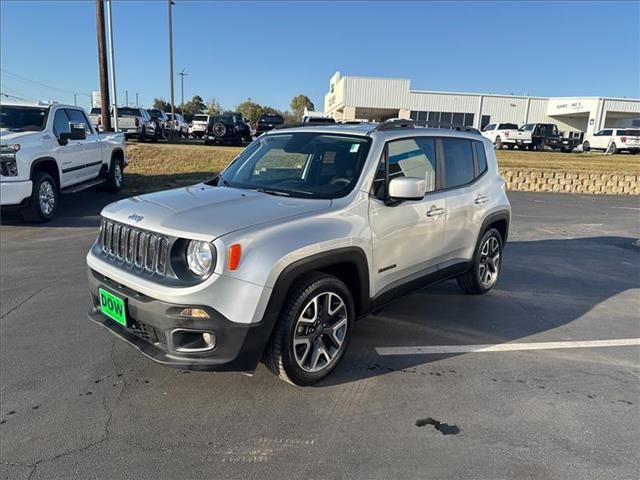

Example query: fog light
[180,308,210,319]
[202,332,214,346]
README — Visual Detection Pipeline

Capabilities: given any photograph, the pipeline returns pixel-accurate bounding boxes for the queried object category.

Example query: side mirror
[388,177,426,202]
[59,123,86,145]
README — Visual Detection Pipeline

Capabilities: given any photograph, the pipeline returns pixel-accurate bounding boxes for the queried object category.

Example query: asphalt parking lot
[1,190,638,480]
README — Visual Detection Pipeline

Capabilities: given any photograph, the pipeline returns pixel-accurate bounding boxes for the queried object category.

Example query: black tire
[456,228,503,295]
[139,126,147,143]
[495,136,503,150]
[105,156,124,192]
[536,141,546,152]
[630,150,639,155]
[609,142,618,154]
[264,273,354,386]
[582,141,590,152]
[22,171,58,223]
[506,144,515,150]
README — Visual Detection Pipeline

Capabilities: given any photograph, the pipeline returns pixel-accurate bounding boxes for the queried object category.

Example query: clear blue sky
[1,0,638,111]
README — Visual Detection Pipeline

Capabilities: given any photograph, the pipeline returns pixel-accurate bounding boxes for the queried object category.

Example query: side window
[602,129,613,136]
[52,109,70,137]
[442,139,475,189]
[373,138,437,198]
[65,109,92,134]
[473,141,487,175]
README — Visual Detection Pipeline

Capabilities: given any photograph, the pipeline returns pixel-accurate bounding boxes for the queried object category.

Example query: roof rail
[371,119,481,135]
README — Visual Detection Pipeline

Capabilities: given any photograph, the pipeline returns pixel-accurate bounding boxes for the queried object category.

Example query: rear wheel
[23,171,58,223]
[457,228,503,295]
[506,144,515,150]
[582,141,590,152]
[264,273,353,386]
[105,156,123,192]
[494,136,503,150]
[608,142,618,154]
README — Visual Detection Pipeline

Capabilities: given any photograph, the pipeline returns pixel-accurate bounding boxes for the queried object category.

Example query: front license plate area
[98,288,127,327]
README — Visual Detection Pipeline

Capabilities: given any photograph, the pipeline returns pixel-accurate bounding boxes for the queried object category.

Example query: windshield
[210,133,371,199]
[148,110,163,118]
[0,105,50,132]
[193,115,208,122]
[623,129,640,136]
[258,115,284,124]
[520,124,535,131]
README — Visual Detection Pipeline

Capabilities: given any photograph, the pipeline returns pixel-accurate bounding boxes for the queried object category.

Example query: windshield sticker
[350,143,360,153]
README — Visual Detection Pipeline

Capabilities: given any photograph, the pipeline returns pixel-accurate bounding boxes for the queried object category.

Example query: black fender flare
[475,210,511,253]
[30,157,60,185]
[256,246,370,349]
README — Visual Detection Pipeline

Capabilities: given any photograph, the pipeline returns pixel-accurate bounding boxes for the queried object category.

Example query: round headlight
[186,240,214,276]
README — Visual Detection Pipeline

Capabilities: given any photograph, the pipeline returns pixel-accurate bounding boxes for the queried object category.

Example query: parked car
[116,107,156,142]
[86,119,510,385]
[147,109,170,139]
[0,102,126,222]
[189,114,210,138]
[511,123,581,152]
[89,107,102,129]
[204,112,251,145]
[255,113,285,136]
[582,128,640,154]
[481,122,519,149]
[167,113,189,137]
[302,116,336,124]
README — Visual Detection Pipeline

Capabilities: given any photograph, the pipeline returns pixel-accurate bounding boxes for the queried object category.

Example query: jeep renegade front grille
[99,219,170,275]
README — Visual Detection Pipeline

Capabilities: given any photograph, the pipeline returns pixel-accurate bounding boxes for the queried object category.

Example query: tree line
[152,94,315,124]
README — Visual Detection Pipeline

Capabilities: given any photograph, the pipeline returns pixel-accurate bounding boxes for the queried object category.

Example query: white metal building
[323,72,640,137]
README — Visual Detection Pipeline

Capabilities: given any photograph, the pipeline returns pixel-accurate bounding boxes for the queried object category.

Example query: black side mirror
[59,122,86,146]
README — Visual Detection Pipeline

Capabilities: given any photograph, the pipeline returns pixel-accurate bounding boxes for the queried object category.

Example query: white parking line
[375,338,640,356]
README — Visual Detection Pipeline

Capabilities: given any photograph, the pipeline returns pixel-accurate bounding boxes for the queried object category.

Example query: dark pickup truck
[511,123,581,152]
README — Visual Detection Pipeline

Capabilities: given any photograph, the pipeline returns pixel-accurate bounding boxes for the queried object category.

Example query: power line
[0,68,91,97]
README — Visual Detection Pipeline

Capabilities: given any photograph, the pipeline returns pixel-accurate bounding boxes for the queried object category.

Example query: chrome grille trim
[99,219,170,276]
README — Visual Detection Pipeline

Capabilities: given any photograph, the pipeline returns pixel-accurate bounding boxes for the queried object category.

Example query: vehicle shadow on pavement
[319,236,639,387]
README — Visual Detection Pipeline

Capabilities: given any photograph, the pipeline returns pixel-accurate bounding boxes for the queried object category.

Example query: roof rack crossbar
[371,119,481,135]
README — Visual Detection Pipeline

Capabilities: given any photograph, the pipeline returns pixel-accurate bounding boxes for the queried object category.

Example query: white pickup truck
[1,102,126,222]
[480,122,519,149]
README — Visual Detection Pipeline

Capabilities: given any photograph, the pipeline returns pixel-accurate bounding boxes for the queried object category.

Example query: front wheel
[264,273,354,386]
[457,228,503,295]
[23,171,58,223]
[582,141,590,152]
[506,144,515,150]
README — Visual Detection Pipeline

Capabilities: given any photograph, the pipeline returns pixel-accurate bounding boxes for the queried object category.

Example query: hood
[0,130,40,143]
[101,184,332,241]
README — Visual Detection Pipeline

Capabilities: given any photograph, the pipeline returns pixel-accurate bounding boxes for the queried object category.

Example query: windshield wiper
[255,188,291,197]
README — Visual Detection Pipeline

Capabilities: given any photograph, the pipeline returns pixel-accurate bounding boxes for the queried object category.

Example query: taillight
[505,131,509,137]
[620,136,626,143]
[135,118,140,127]
[97,117,101,125]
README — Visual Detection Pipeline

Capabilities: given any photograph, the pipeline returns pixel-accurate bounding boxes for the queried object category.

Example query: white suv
[582,128,640,154]
[86,120,511,386]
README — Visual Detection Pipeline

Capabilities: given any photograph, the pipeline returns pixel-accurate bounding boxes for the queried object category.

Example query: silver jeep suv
[86,120,511,386]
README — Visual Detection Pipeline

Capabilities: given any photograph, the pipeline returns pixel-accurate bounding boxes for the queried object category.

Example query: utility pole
[178,68,188,116]
[125,90,128,106]
[95,0,111,131]
[105,0,118,130]
[136,93,139,107]
[74,93,77,106]
[168,0,175,134]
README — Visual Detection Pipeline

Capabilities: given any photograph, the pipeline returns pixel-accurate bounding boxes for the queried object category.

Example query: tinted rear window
[258,114,284,124]
[118,107,141,116]
[498,123,518,130]
[90,108,101,114]
[442,139,475,188]
[193,115,208,122]
[623,129,640,136]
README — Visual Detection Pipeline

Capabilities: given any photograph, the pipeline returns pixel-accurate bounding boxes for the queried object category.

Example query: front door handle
[475,194,489,205]
[426,206,446,217]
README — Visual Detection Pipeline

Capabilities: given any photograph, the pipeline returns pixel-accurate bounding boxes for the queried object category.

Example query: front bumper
[1,180,32,207]
[87,268,272,372]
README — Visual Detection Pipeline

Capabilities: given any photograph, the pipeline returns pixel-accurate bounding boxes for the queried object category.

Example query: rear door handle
[426,206,445,217]
[475,195,489,205]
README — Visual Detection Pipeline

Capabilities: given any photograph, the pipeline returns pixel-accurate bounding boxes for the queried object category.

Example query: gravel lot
[1,190,639,480]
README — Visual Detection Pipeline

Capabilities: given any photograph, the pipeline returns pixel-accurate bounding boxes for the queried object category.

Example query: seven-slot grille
[99,218,170,275]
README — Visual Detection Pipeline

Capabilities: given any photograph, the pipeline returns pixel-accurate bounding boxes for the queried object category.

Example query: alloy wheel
[478,236,500,288]
[38,180,56,216]
[114,163,123,187]
[293,292,348,373]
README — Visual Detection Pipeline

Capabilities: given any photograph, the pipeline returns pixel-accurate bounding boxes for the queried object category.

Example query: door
[65,108,103,181]
[592,129,612,150]
[439,138,490,266]
[51,108,84,187]
[369,137,447,296]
